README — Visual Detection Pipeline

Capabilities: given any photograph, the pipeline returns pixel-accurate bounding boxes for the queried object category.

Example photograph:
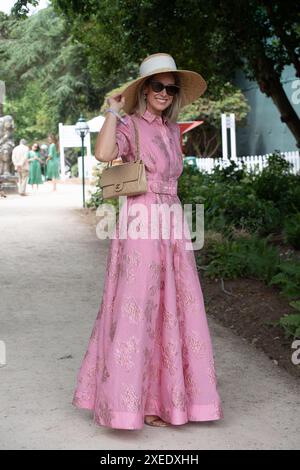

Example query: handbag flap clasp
[100,160,141,187]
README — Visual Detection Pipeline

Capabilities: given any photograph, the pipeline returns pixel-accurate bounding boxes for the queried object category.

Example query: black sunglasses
[149,80,180,96]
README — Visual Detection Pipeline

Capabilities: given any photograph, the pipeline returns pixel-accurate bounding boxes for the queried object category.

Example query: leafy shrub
[71,163,78,177]
[86,166,120,216]
[252,152,300,214]
[211,158,248,184]
[277,301,300,339]
[269,261,300,300]
[204,235,280,281]
[283,213,300,250]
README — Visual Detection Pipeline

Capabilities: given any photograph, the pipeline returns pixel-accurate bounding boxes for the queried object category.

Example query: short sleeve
[116,114,135,162]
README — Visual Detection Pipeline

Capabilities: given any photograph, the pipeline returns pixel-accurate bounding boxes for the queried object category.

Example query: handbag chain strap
[131,116,140,162]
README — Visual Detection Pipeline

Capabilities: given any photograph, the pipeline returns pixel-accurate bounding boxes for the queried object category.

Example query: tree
[11,0,300,147]
[213,0,300,148]
[178,83,250,157]
[11,0,39,17]
[0,6,101,140]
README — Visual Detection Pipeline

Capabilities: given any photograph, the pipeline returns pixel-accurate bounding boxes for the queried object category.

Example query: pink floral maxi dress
[72,108,223,429]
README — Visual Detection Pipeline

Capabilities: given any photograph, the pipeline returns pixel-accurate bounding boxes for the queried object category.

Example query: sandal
[144,415,169,427]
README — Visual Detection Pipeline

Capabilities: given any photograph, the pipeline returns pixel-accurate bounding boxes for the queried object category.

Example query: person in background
[46,133,60,191]
[27,142,43,190]
[12,138,29,196]
[40,143,49,181]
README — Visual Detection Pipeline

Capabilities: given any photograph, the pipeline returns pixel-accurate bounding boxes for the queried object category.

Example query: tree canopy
[5,0,300,148]
[49,0,300,147]
[0,6,101,141]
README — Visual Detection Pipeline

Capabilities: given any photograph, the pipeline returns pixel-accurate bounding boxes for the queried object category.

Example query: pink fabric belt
[147,180,178,195]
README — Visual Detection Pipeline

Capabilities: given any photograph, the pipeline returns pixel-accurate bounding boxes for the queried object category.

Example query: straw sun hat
[120,52,207,114]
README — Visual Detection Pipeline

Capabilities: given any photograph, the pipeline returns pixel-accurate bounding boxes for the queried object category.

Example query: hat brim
[119,69,207,115]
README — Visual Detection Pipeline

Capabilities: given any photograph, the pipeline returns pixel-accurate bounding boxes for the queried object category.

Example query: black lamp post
[75,114,90,208]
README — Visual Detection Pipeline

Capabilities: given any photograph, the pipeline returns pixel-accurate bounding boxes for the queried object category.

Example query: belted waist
[147,180,178,195]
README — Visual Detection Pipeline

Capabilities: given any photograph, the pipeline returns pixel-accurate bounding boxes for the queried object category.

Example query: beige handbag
[99,116,148,199]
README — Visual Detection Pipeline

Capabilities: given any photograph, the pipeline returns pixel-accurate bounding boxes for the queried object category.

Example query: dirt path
[0,182,299,450]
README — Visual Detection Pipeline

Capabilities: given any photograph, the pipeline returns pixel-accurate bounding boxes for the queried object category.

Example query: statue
[0,115,15,175]
[0,115,18,194]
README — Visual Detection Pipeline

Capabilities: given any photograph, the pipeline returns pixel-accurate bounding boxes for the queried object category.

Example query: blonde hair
[131,73,182,123]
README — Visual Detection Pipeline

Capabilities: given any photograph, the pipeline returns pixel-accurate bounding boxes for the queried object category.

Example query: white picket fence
[195,151,300,175]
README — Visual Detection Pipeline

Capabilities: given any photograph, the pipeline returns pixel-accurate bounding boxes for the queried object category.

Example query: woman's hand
[106,94,125,113]
[95,94,125,162]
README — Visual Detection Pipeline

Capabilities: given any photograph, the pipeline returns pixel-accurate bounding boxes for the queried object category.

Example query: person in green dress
[27,142,43,189]
[46,133,60,191]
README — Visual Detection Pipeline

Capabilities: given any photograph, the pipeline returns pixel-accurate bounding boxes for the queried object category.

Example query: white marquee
[58,115,105,180]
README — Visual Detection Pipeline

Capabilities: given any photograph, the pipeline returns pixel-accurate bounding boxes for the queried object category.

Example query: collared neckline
[141,108,168,125]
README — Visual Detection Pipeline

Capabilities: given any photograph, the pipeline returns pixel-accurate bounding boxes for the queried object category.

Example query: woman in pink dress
[72,53,223,429]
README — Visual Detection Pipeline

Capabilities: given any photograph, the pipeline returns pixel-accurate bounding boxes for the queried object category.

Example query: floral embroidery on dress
[95,400,113,426]
[173,150,183,174]
[207,358,218,385]
[122,296,144,323]
[148,281,160,296]
[102,301,115,318]
[170,385,186,410]
[184,370,200,397]
[119,249,141,283]
[160,258,167,274]
[160,405,171,422]
[162,307,178,329]
[73,391,92,405]
[144,153,157,173]
[186,332,207,356]
[178,283,196,307]
[142,346,155,386]
[146,324,156,340]
[143,346,152,365]
[106,245,116,264]
[86,366,96,379]
[72,395,81,406]
[114,336,139,371]
[144,298,158,324]
[148,261,161,280]
[101,364,110,383]
[120,384,141,412]
[150,361,161,382]
[161,341,179,375]
[151,134,169,158]
[78,365,96,389]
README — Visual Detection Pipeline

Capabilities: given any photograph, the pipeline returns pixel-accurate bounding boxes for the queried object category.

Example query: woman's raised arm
[94,95,125,162]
